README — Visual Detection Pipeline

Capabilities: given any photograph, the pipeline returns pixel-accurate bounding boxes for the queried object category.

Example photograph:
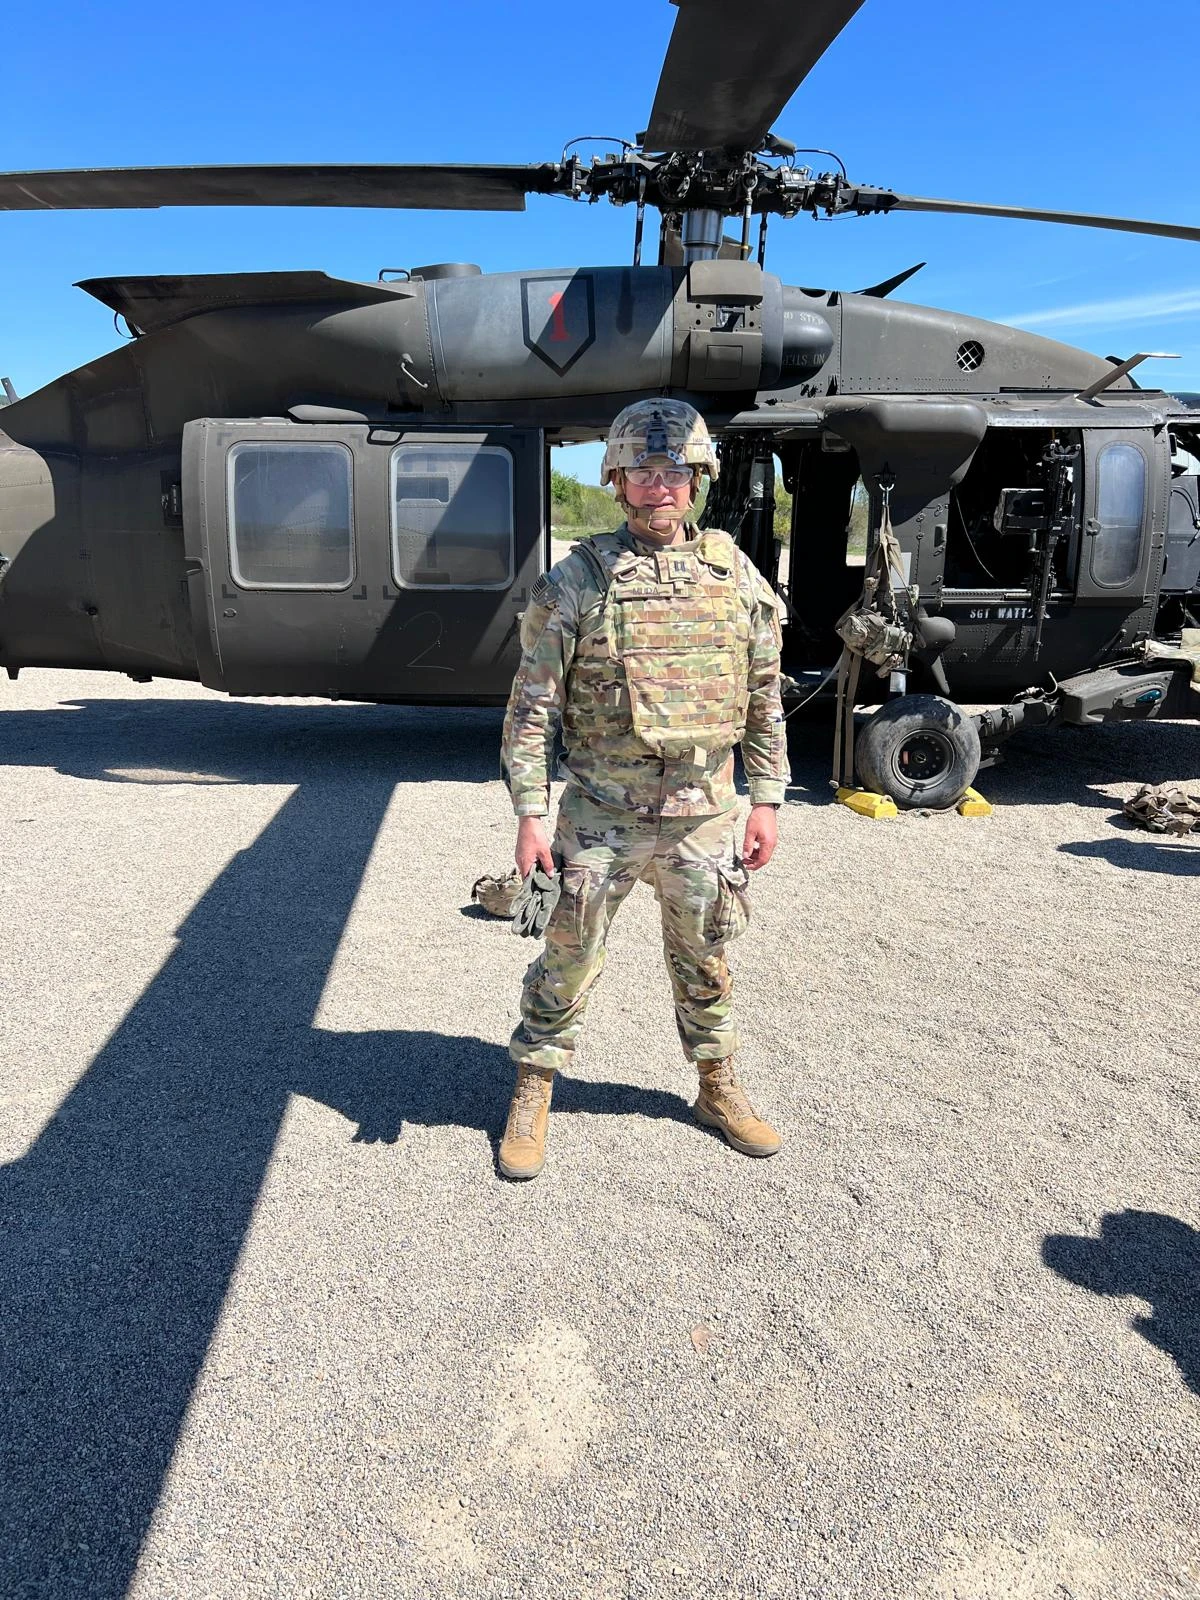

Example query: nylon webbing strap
[878,495,907,597]
[574,536,612,596]
[831,477,899,791]
[831,650,849,788]
[831,649,862,790]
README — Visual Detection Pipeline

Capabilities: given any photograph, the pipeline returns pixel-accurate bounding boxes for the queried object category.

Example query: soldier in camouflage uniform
[498,399,790,1179]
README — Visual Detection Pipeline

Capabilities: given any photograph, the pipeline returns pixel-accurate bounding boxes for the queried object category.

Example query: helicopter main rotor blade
[866,190,1200,244]
[643,0,866,152]
[0,163,554,213]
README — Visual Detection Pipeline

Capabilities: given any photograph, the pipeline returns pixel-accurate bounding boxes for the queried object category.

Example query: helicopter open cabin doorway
[932,419,1170,693]
[182,420,545,703]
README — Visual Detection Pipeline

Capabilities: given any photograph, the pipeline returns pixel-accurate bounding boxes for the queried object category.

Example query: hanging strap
[831,648,863,790]
[831,475,903,792]
[574,535,614,596]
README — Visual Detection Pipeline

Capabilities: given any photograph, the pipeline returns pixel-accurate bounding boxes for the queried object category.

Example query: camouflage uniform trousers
[510,786,751,1074]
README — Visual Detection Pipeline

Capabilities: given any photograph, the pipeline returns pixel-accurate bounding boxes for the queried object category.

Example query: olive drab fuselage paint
[0,261,1196,745]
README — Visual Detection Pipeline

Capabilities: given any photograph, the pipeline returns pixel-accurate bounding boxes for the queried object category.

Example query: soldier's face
[620,456,695,542]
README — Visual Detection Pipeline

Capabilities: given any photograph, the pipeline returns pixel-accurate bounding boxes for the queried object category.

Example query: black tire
[855,693,981,810]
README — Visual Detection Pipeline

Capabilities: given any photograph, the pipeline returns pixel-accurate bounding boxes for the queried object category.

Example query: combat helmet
[600,398,719,486]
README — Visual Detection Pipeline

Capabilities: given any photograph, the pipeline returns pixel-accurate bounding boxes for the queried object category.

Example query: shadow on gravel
[1042,1211,1200,1394]
[966,719,1199,809]
[782,709,1198,811]
[1,705,685,1599]
[782,717,837,807]
[311,1043,691,1147]
[1057,837,1200,876]
[0,695,504,787]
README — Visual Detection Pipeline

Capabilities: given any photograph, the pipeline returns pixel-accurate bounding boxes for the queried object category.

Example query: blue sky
[4,0,1198,484]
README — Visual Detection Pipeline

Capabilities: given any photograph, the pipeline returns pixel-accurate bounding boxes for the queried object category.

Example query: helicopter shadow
[761,718,837,807]
[977,718,1200,809]
[1042,1211,1200,1395]
[0,694,506,788]
[0,703,689,1599]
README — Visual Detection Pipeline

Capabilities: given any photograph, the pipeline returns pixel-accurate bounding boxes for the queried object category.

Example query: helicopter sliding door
[182,419,544,702]
[1074,428,1167,605]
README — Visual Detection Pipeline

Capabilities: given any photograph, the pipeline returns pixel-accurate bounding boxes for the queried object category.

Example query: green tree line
[549,469,619,537]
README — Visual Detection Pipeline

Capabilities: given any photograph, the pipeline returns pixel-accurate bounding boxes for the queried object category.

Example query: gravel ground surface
[1,669,1197,1600]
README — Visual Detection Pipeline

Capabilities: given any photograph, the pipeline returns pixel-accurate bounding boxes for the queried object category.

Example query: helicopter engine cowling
[146,265,836,412]
[421,263,833,401]
[778,285,838,383]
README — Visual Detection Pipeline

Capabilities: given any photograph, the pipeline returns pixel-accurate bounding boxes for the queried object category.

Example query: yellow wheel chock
[835,787,899,819]
[955,786,993,817]
[833,785,993,818]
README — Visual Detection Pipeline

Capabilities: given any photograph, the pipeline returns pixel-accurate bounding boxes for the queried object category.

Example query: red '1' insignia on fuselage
[521,274,596,376]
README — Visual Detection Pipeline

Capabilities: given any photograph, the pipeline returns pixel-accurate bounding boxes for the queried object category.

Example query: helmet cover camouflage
[601,399,719,486]
[471,867,524,918]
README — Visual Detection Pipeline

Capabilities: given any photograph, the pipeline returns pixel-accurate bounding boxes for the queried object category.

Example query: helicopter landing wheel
[855,693,981,811]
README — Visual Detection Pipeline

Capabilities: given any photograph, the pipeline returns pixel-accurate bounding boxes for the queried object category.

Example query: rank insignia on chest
[656,550,696,587]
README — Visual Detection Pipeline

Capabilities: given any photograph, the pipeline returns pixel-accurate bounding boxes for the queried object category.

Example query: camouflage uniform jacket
[501,524,790,818]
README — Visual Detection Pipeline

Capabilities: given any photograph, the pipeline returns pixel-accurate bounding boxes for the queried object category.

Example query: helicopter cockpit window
[227,442,354,589]
[1091,442,1146,588]
[391,443,514,590]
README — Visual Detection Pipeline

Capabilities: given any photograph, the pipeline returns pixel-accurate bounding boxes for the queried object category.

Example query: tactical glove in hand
[511,863,561,938]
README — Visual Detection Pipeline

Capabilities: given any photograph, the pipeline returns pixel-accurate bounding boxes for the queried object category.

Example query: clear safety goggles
[624,465,695,488]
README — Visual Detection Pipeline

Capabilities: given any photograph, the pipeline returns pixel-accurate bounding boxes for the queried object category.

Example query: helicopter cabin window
[391,443,514,589]
[1090,442,1146,588]
[227,442,354,589]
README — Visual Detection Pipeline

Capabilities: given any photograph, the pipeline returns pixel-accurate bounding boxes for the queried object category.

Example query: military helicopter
[1,0,1197,810]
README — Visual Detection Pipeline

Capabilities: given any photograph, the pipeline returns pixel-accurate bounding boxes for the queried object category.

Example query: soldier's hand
[516,816,556,877]
[742,804,778,872]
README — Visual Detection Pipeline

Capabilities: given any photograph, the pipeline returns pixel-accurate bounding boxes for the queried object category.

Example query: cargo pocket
[705,860,751,947]
[556,864,600,952]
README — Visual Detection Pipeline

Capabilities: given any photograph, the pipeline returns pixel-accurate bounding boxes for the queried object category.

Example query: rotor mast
[680,209,722,264]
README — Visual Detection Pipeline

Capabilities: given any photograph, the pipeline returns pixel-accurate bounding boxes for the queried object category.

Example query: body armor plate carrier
[573,529,749,767]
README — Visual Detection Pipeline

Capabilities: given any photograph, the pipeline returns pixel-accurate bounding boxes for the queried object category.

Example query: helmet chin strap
[626,501,691,538]
[616,472,697,541]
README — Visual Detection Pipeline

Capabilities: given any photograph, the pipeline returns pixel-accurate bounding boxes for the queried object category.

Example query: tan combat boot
[694,1058,781,1157]
[498,1065,556,1179]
